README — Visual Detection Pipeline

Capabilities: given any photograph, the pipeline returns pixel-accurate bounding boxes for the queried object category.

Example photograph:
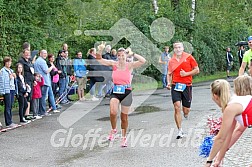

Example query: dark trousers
[18,95,28,122]
[52,82,58,98]
[26,81,34,113]
[3,90,15,126]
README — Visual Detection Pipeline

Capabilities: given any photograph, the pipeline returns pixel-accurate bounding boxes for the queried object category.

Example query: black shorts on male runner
[171,85,192,108]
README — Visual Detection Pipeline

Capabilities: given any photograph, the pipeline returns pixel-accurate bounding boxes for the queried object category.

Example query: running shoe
[121,137,127,147]
[176,130,184,139]
[184,113,188,119]
[108,129,117,141]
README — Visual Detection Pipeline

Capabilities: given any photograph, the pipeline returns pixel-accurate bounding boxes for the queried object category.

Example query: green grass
[0,70,239,113]
[193,71,238,83]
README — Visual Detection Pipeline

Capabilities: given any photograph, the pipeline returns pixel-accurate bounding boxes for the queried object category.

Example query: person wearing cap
[95,42,146,147]
[238,36,252,76]
[159,46,170,88]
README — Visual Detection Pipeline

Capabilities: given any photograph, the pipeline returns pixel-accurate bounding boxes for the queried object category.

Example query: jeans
[51,82,58,98]
[162,74,167,88]
[39,85,49,115]
[59,78,67,101]
[97,83,106,97]
[18,95,28,122]
[48,86,57,110]
[3,90,15,126]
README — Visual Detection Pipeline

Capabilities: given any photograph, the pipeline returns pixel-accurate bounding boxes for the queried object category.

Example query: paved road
[0,81,251,167]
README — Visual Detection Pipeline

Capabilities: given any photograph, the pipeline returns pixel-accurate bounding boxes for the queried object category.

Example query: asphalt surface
[0,80,251,167]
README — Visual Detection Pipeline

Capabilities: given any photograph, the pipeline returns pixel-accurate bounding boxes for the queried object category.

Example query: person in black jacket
[101,45,113,98]
[226,47,233,78]
[18,48,35,120]
[55,50,69,104]
[87,48,102,101]
[16,63,31,124]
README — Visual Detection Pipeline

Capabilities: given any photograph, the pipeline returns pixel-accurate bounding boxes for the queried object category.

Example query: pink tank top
[112,63,131,87]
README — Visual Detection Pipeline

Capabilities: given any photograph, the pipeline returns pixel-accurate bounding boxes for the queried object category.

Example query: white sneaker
[91,96,99,101]
[53,110,60,113]
[6,123,19,129]
[176,130,184,139]
[34,116,42,119]
[79,97,86,101]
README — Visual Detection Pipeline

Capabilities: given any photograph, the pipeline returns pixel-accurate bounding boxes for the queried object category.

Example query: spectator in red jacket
[32,73,44,119]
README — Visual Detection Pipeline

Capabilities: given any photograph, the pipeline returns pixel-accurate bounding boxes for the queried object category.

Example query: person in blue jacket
[73,51,87,101]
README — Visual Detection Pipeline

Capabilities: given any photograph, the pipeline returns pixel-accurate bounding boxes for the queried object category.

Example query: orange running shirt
[168,52,198,85]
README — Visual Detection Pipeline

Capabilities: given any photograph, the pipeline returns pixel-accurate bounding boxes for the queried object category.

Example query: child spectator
[16,63,31,124]
[32,73,44,119]
[0,57,18,128]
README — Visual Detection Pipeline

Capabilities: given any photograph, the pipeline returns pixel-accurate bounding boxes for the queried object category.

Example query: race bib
[174,83,186,92]
[113,85,125,94]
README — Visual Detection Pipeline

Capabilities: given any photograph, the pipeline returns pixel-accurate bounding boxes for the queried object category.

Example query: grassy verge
[193,71,238,83]
[0,71,239,112]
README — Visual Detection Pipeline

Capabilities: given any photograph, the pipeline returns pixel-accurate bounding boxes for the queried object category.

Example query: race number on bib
[174,83,186,92]
[113,85,126,94]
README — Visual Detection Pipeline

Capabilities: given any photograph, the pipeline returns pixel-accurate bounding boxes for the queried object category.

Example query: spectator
[237,45,245,67]
[32,73,44,119]
[0,57,18,128]
[18,48,35,120]
[34,50,60,116]
[226,47,233,78]
[56,50,69,104]
[101,45,113,98]
[16,63,31,125]
[62,43,73,102]
[111,49,117,61]
[87,48,101,101]
[159,46,170,88]
[47,54,61,98]
[62,43,68,52]
[73,51,87,101]
[205,76,252,167]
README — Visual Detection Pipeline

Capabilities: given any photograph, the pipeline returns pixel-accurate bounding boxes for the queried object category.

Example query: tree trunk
[190,0,196,22]
[152,0,158,14]
[189,0,196,43]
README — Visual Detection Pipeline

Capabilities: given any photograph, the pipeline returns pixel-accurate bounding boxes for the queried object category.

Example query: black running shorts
[171,85,192,108]
[110,89,132,106]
